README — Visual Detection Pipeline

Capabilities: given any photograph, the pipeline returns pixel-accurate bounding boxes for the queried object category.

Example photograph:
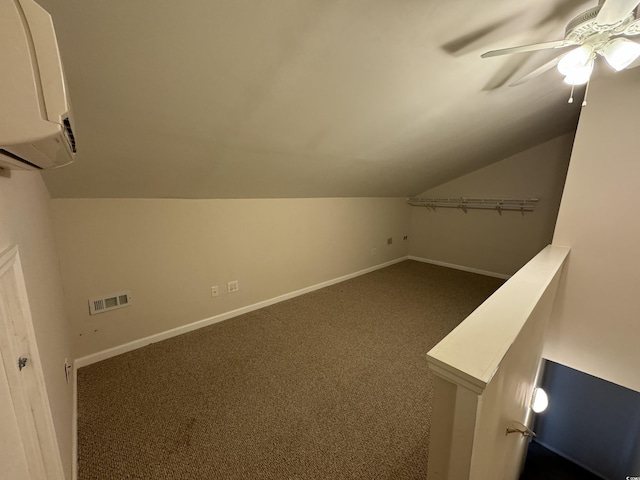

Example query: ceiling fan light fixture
[480,0,640,95]
[602,38,640,71]
[563,59,594,85]
[557,45,594,76]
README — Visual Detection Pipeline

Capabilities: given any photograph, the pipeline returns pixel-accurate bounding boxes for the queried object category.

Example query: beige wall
[51,197,410,358]
[0,171,73,479]
[546,68,640,393]
[409,134,573,276]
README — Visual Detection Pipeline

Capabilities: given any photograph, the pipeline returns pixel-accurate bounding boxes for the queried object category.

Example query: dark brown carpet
[77,260,503,479]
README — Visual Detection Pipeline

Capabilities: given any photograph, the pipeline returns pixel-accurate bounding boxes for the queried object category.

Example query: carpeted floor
[77,260,504,479]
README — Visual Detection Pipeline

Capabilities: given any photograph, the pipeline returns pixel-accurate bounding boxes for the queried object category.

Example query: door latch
[506,420,536,438]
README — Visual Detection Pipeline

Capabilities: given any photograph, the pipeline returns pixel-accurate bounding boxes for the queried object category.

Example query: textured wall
[409,134,573,276]
[0,170,73,479]
[51,197,411,358]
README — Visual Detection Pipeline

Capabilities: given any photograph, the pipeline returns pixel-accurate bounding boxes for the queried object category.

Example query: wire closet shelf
[407,197,539,214]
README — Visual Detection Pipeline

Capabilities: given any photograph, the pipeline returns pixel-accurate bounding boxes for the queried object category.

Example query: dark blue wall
[534,360,640,479]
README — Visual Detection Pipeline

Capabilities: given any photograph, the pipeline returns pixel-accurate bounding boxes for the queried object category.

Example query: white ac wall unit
[0,0,76,170]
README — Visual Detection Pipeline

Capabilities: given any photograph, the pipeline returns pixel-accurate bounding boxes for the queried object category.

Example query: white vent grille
[88,291,132,315]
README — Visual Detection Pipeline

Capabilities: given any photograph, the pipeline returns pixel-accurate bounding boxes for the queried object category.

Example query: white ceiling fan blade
[481,40,576,58]
[595,0,640,28]
[509,56,562,86]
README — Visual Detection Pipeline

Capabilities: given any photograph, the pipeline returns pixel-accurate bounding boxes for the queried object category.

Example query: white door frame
[0,245,65,480]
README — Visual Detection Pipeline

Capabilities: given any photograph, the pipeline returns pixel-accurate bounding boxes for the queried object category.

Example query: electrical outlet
[387,237,393,245]
[371,248,377,256]
[211,285,219,297]
[403,235,408,241]
[227,280,239,293]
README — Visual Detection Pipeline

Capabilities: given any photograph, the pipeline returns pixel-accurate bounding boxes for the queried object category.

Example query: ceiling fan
[482,0,640,91]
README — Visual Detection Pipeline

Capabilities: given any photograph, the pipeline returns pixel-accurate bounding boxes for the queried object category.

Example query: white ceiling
[40,0,589,198]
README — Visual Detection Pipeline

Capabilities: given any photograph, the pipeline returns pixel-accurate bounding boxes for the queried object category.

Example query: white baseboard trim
[74,256,409,369]
[407,256,511,280]
[532,440,607,480]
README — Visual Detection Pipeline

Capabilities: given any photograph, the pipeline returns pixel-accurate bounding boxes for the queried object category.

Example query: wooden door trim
[0,245,65,479]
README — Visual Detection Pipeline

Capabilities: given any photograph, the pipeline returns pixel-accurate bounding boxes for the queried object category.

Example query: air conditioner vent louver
[62,117,76,153]
[89,291,132,315]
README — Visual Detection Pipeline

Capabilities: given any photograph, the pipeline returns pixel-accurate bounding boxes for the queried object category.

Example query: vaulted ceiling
[40,0,589,198]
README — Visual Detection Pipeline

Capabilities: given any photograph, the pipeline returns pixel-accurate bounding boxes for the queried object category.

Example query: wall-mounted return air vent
[89,291,132,315]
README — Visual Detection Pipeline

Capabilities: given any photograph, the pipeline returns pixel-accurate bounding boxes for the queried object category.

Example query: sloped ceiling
[40,0,588,198]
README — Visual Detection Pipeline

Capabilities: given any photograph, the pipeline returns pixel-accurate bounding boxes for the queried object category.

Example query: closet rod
[407,197,539,213]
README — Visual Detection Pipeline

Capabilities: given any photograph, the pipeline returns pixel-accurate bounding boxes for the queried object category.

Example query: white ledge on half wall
[426,244,570,394]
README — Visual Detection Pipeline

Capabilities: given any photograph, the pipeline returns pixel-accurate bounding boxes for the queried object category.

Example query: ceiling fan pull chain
[568,85,575,104]
[582,80,591,107]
